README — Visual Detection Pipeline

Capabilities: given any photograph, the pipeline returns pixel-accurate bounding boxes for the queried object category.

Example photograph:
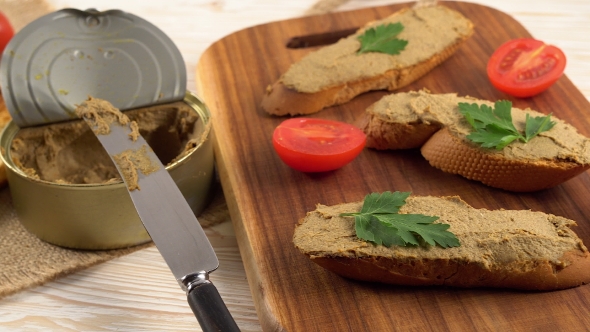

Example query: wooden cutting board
[196,2,590,331]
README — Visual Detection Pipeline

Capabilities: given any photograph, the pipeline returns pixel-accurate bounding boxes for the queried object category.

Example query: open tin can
[0,9,214,249]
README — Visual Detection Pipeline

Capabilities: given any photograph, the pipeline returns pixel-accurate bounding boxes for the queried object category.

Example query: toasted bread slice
[261,5,474,116]
[293,195,590,291]
[359,90,590,192]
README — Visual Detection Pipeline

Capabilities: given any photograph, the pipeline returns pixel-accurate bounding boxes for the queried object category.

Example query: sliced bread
[293,195,590,290]
[261,5,474,116]
[359,90,590,192]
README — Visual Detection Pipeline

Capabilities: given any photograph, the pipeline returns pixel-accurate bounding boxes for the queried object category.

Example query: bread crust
[310,249,590,291]
[420,128,590,192]
[358,109,441,149]
[261,6,474,116]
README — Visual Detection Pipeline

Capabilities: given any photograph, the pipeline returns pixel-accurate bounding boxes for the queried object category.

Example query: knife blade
[77,98,240,332]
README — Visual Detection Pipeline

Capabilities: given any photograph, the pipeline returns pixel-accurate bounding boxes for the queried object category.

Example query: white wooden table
[1,1,588,331]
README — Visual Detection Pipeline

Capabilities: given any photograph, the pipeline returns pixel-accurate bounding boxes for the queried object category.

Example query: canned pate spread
[0,9,214,249]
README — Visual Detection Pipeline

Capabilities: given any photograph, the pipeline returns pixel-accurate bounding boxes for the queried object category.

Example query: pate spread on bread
[261,5,473,116]
[359,90,590,191]
[293,195,590,291]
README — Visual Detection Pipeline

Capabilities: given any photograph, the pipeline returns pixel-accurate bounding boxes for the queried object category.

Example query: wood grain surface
[196,1,590,331]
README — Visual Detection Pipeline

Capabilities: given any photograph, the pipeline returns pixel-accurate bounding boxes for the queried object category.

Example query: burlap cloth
[0,0,350,299]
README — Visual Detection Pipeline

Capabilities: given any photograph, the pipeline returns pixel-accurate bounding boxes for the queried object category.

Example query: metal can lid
[0,8,187,127]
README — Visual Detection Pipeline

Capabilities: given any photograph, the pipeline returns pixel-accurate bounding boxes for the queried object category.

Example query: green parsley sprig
[340,191,460,248]
[357,23,408,55]
[459,101,556,150]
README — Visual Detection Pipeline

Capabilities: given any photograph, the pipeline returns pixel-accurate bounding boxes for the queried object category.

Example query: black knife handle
[187,281,241,332]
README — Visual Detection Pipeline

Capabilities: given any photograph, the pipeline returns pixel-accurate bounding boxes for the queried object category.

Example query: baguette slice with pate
[293,195,590,291]
[358,90,590,192]
[261,5,473,116]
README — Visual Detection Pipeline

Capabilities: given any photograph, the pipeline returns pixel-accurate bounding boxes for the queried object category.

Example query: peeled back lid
[0,8,187,128]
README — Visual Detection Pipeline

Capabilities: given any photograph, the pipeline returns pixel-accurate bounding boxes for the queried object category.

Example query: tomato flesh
[487,38,566,98]
[0,11,14,55]
[272,118,366,172]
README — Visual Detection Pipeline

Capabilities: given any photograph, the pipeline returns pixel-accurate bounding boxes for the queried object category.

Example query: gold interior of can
[0,92,214,250]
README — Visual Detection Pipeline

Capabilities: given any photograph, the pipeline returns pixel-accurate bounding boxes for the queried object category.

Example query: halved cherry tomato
[272,118,366,172]
[0,11,14,55]
[487,38,566,98]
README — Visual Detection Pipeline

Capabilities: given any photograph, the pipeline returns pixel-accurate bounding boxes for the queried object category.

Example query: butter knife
[78,99,240,332]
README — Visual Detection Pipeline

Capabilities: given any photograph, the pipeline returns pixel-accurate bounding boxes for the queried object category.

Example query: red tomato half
[487,38,566,98]
[0,11,14,55]
[272,118,366,173]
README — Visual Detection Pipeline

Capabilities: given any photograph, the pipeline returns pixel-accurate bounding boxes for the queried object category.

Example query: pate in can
[0,92,214,249]
[0,9,214,249]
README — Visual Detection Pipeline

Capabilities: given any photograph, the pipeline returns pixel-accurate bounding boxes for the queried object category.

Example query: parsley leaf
[357,23,408,55]
[458,101,556,150]
[340,191,460,248]
[525,113,556,140]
